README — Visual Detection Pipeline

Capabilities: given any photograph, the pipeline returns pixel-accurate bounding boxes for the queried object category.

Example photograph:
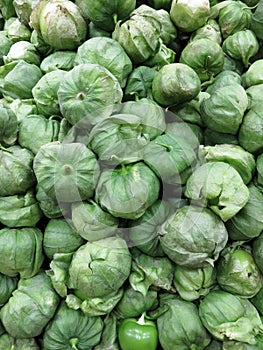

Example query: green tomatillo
[118,313,158,350]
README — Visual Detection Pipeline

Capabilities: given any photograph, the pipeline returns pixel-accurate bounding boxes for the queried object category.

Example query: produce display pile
[2,0,263,349]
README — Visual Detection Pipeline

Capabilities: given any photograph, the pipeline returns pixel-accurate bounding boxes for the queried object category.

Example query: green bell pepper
[118,313,158,350]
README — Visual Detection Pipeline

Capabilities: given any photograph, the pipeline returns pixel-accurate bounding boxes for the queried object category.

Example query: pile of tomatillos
[2,0,263,349]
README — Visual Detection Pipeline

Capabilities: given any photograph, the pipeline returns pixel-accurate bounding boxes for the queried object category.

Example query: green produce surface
[1,0,263,349]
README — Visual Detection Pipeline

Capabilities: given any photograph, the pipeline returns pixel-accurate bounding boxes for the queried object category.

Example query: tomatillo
[118,313,158,350]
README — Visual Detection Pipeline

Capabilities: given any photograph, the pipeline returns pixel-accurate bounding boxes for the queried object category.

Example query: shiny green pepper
[118,313,158,350]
